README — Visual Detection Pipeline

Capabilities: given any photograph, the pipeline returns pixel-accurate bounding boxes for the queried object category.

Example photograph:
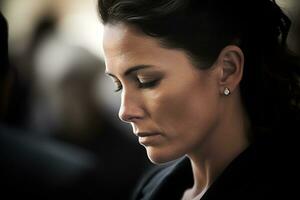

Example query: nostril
[118,107,143,123]
[119,113,137,123]
[118,108,132,123]
[118,110,127,122]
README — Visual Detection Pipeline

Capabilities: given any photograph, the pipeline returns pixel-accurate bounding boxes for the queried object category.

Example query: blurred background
[0,0,299,199]
[0,0,152,199]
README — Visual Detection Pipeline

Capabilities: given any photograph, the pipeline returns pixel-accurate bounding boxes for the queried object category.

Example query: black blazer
[132,134,297,200]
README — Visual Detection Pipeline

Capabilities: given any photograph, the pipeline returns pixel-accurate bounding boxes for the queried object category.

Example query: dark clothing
[0,125,98,199]
[132,135,296,200]
[0,123,150,200]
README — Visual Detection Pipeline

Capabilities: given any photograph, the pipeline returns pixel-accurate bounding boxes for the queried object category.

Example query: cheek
[147,79,220,142]
[146,86,188,131]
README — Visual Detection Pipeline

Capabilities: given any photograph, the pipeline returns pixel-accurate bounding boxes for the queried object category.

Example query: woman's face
[103,23,222,164]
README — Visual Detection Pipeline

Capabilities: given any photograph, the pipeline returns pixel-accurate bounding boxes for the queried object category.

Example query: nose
[118,89,144,123]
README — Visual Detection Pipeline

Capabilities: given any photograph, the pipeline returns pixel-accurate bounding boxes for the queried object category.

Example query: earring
[224,87,230,96]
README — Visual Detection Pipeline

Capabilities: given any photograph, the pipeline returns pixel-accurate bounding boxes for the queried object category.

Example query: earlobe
[217,45,244,94]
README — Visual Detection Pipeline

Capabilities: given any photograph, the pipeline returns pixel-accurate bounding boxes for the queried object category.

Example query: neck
[186,92,250,198]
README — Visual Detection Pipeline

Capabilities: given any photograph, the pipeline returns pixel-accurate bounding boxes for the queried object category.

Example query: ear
[215,45,244,95]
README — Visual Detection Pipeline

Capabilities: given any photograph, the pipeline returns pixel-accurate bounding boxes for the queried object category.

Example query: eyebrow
[105,65,154,78]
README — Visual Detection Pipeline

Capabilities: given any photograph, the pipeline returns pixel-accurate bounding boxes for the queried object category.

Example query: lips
[136,132,161,137]
[135,132,162,146]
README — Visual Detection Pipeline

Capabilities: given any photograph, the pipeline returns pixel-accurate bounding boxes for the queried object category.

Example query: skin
[103,22,250,199]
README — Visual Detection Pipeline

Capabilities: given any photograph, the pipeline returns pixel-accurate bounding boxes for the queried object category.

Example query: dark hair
[98,0,300,140]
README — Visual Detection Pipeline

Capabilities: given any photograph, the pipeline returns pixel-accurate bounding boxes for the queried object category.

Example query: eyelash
[114,82,122,92]
[113,79,159,92]
[138,79,159,89]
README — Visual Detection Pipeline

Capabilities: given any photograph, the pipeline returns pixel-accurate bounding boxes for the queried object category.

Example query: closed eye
[112,79,159,93]
[107,72,162,93]
[138,79,160,89]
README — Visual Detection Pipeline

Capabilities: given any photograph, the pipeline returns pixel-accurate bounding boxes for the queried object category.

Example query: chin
[145,146,184,165]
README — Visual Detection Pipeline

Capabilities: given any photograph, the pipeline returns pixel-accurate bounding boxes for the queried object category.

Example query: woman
[98,0,299,199]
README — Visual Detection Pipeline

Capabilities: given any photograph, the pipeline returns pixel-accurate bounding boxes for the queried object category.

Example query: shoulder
[202,135,296,199]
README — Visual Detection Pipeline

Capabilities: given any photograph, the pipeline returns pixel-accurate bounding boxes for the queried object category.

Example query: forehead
[103,23,163,57]
[102,23,201,78]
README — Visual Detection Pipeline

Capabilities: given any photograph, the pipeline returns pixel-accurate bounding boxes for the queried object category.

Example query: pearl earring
[224,87,230,96]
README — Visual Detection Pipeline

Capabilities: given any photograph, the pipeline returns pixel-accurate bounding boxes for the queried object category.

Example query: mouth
[135,132,162,146]
[136,132,161,137]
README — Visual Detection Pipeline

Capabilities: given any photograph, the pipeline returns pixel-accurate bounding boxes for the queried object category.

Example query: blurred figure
[1,12,99,199]
[1,12,150,200]
[294,1,300,55]
[0,8,10,119]
[29,17,150,198]
[3,14,58,129]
